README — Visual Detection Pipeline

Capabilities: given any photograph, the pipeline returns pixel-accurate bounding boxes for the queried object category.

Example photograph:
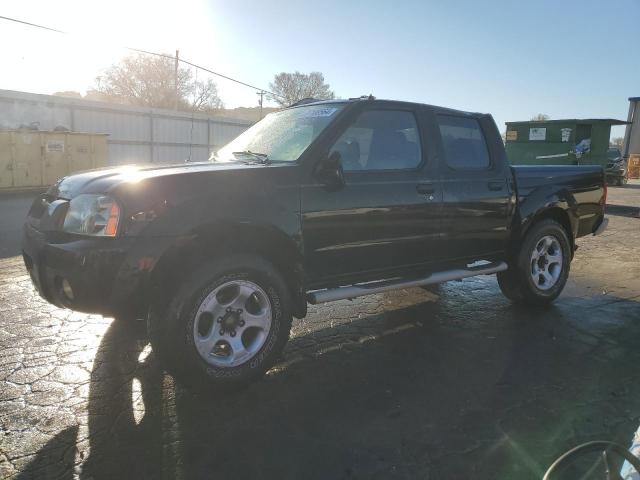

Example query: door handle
[488,181,504,191]
[416,183,435,195]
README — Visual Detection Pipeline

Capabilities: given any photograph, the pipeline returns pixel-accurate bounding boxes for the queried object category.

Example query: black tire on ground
[617,177,624,186]
[496,268,524,302]
[498,219,571,306]
[111,313,142,323]
[148,254,293,391]
[111,305,146,323]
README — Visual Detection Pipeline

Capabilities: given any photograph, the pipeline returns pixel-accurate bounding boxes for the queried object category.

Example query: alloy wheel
[192,280,272,367]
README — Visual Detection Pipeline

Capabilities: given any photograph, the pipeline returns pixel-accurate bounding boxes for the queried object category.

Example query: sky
[1,0,638,137]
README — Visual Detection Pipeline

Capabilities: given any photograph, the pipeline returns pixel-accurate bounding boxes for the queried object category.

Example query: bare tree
[268,71,334,107]
[94,54,223,111]
[531,113,550,121]
[191,78,224,111]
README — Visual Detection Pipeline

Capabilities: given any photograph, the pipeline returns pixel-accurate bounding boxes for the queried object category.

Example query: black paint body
[21,99,606,318]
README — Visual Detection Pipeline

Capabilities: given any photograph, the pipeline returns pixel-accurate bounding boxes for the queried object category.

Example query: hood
[49,161,275,199]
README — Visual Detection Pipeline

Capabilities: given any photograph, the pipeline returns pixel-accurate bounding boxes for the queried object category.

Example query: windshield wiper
[232,150,270,164]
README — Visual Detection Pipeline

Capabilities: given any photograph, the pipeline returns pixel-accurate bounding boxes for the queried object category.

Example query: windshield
[213,104,344,163]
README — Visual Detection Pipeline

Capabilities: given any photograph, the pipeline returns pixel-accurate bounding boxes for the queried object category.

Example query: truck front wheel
[498,219,571,305]
[148,255,293,390]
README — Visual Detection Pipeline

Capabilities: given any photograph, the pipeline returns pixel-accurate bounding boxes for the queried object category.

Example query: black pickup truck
[22,98,608,389]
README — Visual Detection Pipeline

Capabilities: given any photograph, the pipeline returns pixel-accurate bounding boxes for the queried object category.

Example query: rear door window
[437,115,490,170]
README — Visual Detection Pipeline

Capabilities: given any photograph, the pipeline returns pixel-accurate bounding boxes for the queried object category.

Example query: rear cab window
[437,114,491,170]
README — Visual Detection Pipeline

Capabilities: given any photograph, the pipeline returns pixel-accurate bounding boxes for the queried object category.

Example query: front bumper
[22,223,145,316]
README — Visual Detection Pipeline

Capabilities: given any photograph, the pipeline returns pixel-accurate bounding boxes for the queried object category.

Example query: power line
[130,46,278,97]
[0,15,64,34]
[0,14,282,99]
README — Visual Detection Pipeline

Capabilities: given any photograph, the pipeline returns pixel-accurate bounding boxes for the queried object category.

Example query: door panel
[301,105,441,287]
[302,175,441,284]
[437,115,511,261]
[68,135,92,174]
[43,134,68,186]
[13,132,43,187]
[0,132,14,188]
[440,175,510,260]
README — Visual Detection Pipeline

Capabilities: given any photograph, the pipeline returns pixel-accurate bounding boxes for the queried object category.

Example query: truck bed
[511,164,606,239]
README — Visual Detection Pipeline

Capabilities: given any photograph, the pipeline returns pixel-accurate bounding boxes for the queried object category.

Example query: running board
[307,261,508,304]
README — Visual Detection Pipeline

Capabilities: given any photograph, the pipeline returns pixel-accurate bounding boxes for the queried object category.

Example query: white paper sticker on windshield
[303,107,338,118]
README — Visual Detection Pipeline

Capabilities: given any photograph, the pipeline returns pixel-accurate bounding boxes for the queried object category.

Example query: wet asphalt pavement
[0,191,38,260]
[1,183,639,479]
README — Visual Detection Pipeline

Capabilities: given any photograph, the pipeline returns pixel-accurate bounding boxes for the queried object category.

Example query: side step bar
[307,261,508,305]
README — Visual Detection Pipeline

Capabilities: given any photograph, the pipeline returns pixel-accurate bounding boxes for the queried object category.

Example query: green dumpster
[504,119,628,166]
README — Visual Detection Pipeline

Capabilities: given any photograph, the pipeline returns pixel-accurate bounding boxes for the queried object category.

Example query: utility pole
[174,49,179,110]
[257,90,265,120]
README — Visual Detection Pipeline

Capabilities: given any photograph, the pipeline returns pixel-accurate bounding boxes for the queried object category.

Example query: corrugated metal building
[623,96,640,158]
[0,89,251,166]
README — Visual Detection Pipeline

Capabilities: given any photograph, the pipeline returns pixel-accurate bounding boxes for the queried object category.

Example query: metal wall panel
[154,145,209,163]
[154,116,208,145]
[0,89,252,167]
[210,122,247,149]
[0,98,71,131]
[626,99,640,156]
[74,109,151,142]
[108,143,152,165]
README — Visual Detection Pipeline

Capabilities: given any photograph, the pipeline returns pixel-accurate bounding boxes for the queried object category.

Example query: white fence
[0,89,252,165]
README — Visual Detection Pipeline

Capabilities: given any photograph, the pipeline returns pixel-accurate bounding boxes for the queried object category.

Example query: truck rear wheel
[498,219,571,305]
[496,269,523,302]
[148,255,293,391]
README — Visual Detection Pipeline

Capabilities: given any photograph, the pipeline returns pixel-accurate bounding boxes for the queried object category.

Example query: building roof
[506,118,629,126]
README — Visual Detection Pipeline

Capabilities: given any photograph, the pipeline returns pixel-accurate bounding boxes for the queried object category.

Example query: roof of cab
[285,97,485,118]
[506,118,629,126]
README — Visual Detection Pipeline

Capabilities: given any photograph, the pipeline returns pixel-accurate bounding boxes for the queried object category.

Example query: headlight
[62,194,120,237]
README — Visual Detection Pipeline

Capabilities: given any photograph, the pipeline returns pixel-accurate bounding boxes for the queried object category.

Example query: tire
[496,269,524,302]
[111,313,143,323]
[148,254,293,391]
[617,177,623,186]
[498,219,571,306]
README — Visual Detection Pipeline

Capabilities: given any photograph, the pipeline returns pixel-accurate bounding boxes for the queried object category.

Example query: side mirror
[315,151,345,191]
